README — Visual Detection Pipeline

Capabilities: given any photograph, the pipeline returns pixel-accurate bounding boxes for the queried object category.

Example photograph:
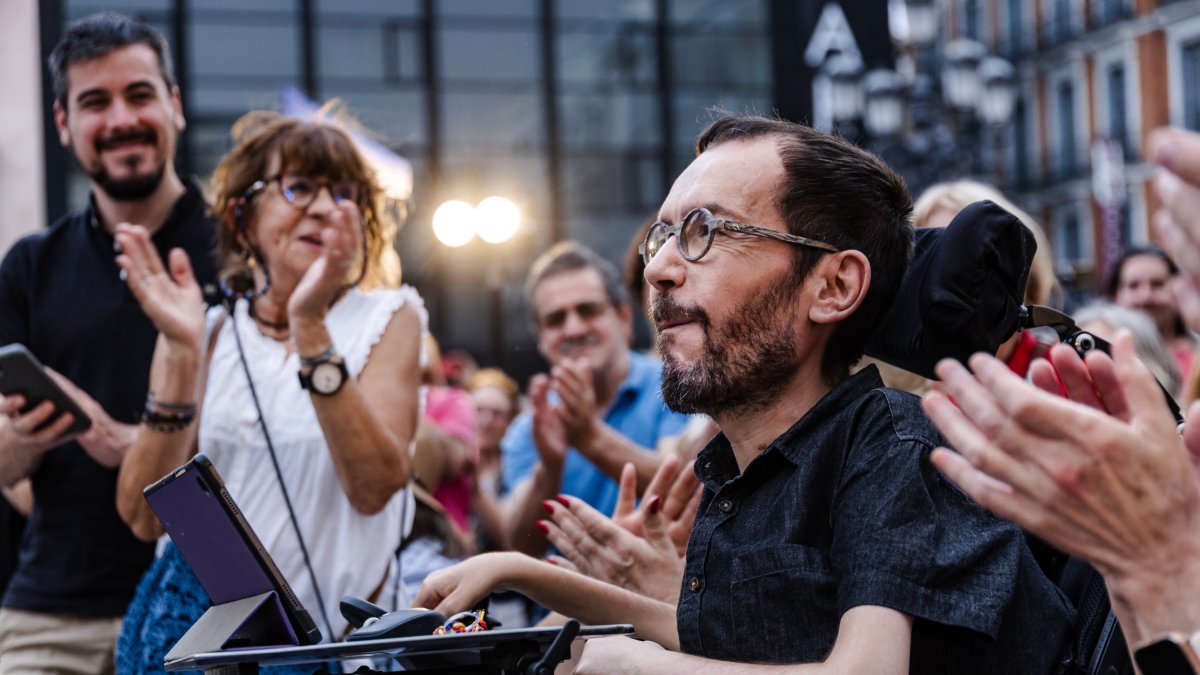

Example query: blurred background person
[1108,245,1197,395]
[465,367,521,551]
[419,334,477,535]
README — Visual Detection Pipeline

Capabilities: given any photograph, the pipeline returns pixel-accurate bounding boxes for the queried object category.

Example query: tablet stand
[166,591,299,664]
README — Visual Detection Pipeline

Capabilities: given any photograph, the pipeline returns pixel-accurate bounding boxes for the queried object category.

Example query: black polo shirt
[677,366,1073,674]
[0,180,216,616]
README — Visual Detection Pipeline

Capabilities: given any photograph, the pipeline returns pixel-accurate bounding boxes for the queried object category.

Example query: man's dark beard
[80,129,166,201]
[653,278,804,417]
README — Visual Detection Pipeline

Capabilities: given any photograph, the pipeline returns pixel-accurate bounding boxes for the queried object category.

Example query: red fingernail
[541,500,555,514]
[647,495,661,515]
[535,520,550,534]
[555,495,570,508]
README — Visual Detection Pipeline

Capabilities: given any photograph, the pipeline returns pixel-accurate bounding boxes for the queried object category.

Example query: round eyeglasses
[639,207,840,266]
[242,173,366,210]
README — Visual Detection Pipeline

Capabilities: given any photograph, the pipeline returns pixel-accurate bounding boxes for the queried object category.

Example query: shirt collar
[694,365,886,486]
[85,176,204,236]
[612,350,653,404]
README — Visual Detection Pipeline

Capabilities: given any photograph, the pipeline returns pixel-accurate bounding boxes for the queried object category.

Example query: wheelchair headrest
[864,200,1036,379]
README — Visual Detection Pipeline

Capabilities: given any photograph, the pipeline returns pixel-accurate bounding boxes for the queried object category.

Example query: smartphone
[0,344,91,436]
[143,454,323,648]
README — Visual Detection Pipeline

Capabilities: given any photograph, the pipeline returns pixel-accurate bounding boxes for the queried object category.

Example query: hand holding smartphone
[0,344,92,437]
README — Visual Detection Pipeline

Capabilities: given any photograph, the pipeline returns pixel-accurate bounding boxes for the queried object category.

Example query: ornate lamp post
[825,0,1018,193]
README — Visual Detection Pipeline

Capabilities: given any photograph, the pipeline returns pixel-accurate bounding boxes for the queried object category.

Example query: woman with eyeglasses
[111,111,424,673]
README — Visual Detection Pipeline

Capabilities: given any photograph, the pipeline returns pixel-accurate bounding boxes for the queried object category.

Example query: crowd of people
[5,10,1200,675]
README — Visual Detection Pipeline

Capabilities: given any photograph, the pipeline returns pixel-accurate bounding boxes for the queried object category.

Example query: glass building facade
[46,0,773,379]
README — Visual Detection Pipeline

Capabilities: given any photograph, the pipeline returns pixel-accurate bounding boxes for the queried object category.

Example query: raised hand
[1149,127,1200,333]
[542,492,684,604]
[288,200,362,323]
[611,456,701,553]
[921,333,1200,607]
[114,224,205,353]
[551,357,599,449]
[530,373,568,472]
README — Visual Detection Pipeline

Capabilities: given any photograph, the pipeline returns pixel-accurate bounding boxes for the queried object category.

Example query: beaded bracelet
[141,394,197,433]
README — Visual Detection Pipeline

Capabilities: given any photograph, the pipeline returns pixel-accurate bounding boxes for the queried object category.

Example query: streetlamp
[827,0,1018,193]
[431,196,521,366]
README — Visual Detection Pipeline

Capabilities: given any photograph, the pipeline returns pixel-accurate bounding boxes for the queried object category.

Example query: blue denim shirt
[677,366,1072,673]
[501,351,689,516]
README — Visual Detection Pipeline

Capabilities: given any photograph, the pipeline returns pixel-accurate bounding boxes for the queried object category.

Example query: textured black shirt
[0,181,216,616]
[677,366,1073,674]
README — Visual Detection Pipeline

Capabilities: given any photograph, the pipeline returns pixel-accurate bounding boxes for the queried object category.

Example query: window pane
[1106,64,1127,155]
[439,28,539,82]
[1185,41,1200,132]
[1057,82,1075,179]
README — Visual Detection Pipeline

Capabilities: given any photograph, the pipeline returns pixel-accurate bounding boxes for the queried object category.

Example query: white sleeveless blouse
[198,286,425,640]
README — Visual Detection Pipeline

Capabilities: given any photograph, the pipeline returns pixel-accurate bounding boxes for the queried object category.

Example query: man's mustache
[95,129,157,151]
[651,294,709,329]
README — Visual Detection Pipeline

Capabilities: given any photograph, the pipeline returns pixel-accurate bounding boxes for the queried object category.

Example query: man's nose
[561,309,589,335]
[106,98,138,128]
[644,236,684,291]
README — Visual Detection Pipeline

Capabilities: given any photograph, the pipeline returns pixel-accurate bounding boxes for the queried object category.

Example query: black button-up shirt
[677,366,1072,674]
[0,180,217,616]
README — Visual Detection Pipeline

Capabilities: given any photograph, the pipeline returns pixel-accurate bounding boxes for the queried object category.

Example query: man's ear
[808,250,870,325]
[53,101,70,148]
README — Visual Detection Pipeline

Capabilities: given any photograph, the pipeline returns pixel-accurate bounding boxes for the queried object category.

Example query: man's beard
[653,278,804,418]
[78,129,168,202]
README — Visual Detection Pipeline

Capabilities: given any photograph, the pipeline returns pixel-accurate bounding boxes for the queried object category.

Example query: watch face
[311,362,345,394]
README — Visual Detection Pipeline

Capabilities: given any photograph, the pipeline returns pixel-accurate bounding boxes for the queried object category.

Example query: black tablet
[0,344,91,436]
[143,454,322,646]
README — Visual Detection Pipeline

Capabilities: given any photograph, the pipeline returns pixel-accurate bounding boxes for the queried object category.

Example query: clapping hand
[288,199,362,323]
[922,333,1200,601]
[539,455,701,603]
[1149,127,1200,333]
[114,224,205,354]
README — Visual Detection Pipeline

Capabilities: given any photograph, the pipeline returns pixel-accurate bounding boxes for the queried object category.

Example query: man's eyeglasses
[639,207,840,266]
[242,173,365,210]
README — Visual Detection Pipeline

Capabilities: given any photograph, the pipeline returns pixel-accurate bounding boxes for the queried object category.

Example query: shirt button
[689,576,701,592]
[718,499,733,513]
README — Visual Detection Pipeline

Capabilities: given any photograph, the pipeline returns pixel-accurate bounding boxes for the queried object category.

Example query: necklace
[248,298,289,331]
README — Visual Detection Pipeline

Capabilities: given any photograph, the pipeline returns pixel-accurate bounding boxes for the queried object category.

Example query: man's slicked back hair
[695,114,914,383]
[524,240,630,328]
[49,12,176,109]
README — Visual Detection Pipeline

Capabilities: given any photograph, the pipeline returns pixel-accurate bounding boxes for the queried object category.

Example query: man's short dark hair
[49,12,177,109]
[695,114,914,383]
[524,240,630,328]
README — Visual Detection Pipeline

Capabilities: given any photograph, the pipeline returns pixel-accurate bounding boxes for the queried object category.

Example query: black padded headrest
[864,200,1036,379]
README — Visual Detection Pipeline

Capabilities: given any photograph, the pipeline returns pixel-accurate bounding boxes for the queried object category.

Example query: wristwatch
[298,348,348,396]
[1134,632,1200,675]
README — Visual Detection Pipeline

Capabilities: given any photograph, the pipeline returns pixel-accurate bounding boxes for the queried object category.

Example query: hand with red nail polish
[541,473,685,604]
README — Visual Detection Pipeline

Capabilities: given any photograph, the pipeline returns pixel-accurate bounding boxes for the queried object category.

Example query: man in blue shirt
[501,241,688,555]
